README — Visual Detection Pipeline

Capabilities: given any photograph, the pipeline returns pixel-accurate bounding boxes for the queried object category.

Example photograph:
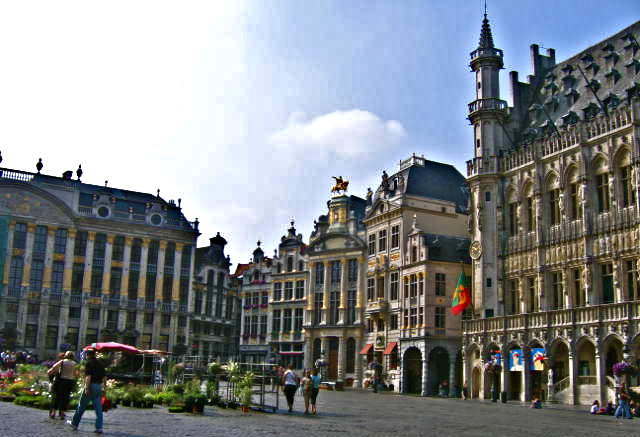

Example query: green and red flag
[451,271,470,316]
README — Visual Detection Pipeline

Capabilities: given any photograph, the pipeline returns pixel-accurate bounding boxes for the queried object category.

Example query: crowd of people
[590,382,638,421]
[271,364,322,415]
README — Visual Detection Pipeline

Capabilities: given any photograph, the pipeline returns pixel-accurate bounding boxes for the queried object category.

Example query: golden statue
[331,176,349,194]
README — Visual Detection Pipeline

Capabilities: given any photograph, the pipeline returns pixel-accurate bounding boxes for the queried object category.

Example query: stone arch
[505,341,525,401]
[575,336,597,385]
[603,333,624,378]
[547,338,570,384]
[591,153,609,173]
[403,346,423,394]
[427,346,450,396]
[528,339,546,400]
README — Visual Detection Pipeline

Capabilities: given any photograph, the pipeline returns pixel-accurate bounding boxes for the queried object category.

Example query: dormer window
[561,64,575,75]
[621,33,639,56]
[603,93,620,110]
[603,51,620,68]
[626,58,640,75]
[587,78,601,93]
[604,68,621,86]
[561,75,576,90]
[580,53,594,65]
[601,42,615,53]
[585,62,600,76]
[544,95,560,112]
[544,81,559,95]
[561,111,579,126]
[583,102,600,121]
[564,88,580,106]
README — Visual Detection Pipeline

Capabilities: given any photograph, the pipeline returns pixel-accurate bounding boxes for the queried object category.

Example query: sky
[0,1,638,266]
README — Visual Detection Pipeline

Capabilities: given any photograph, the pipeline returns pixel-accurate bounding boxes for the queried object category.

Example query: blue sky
[0,1,638,265]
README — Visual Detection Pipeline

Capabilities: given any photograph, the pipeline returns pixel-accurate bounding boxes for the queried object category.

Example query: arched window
[298,260,304,271]
[617,149,636,208]
[522,184,535,233]
[546,174,560,225]
[566,167,582,221]
[593,156,610,213]
[506,189,518,236]
[276,263,282,273]
[411,245,418,263]
[287,256,294,272]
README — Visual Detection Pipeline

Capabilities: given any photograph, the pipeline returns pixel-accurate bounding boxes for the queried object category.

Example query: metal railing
[552,376,570,394]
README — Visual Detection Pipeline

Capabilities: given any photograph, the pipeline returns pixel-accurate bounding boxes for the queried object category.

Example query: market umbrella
[83,342,141,354]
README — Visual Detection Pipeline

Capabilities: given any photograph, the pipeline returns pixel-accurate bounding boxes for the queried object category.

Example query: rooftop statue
[331,176,349,195]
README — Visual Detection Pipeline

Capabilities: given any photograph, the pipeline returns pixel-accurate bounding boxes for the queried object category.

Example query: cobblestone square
[1,390,637,437]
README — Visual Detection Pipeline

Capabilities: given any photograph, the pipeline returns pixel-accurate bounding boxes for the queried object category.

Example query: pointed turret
[478,14,495,49]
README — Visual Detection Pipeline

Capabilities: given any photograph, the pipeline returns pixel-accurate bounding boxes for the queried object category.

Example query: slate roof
[423,233,471,263]
[373,159,468,213]
[521,19,640,136]
[23,171,195,230]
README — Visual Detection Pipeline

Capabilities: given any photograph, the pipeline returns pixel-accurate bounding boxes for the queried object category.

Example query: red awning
[383,342,398,355]
[359,343,373,355]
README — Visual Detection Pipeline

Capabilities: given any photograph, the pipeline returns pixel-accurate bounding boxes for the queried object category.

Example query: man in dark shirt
[68,349,106,433]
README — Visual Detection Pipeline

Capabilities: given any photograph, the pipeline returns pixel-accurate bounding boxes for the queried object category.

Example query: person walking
[310,368,322,415]
[68,349,106,433]
[282,364,298,413]
[301,369,313,415]
[462,381,469,400]
[615,382,633,421]
[47,351,77,419]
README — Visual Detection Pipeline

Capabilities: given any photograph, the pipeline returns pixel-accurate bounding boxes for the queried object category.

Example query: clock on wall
[469,240,483,260]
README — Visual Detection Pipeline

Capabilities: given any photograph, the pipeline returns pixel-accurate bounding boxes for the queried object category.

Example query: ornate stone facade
[0,165,200,357]
[463,17,640,405]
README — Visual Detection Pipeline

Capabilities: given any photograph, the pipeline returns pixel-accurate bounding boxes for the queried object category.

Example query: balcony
[49,291,64,303]
[70,294,83,305]
[7,287,22,298]
[161,302,174,312]
[466,156,499,177]
[463,301,640,338]
[470,47,504,60]
[128,299,138,309]
[144,302,155,311]
[365,299,389,315]
[468,98,507,116]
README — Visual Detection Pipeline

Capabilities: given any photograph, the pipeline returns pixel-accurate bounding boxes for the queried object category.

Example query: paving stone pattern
[1,390,638,436]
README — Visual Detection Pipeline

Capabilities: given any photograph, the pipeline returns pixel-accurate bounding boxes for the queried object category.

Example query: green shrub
[168,405,184,413]
[167,384,184,395]
[33,396,52,410]
[14,396,38,407]
[157,391,179,405]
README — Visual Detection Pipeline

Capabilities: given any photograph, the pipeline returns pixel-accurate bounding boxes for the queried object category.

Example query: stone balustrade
[464,301,640,338]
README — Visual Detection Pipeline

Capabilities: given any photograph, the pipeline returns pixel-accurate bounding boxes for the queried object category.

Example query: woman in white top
[47,351,77,419]
[282,364,298,412]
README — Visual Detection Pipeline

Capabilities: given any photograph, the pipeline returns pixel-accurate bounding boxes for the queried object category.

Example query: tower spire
[478,10,495,49]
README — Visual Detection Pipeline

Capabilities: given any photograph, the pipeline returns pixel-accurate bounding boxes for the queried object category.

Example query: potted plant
[143,392,155,408]
[192,393,206,413]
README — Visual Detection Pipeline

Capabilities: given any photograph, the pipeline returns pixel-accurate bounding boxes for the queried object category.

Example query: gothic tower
[467,14,508,317]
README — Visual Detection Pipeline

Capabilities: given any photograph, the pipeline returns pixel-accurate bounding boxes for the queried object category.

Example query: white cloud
[268,109,406,159]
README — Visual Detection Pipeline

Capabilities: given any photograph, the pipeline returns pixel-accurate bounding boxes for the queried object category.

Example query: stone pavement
[1,390,637,436]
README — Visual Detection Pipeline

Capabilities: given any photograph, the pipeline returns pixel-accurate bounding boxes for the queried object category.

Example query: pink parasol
[84,342,141,354]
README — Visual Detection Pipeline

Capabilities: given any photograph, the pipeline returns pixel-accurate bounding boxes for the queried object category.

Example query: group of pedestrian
[46,348,107,434]
[278,364,322,415]
[590,382,639,421]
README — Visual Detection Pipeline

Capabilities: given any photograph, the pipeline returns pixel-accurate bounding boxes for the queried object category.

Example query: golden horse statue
[331,176,349,194]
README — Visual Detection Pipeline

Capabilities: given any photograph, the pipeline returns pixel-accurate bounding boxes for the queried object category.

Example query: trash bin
[500,391,507,403]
